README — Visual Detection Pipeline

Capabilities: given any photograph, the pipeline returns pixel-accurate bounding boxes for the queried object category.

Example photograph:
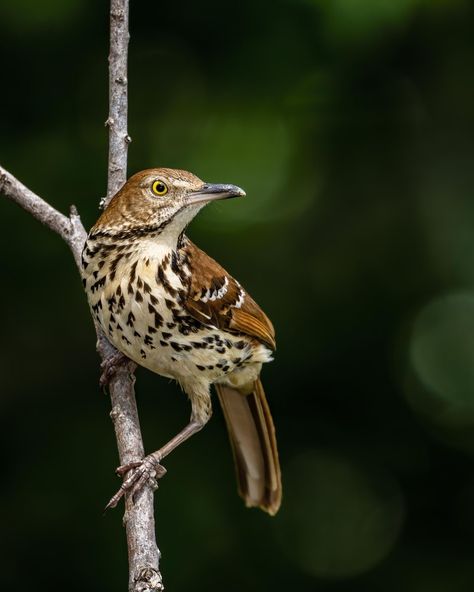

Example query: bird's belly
[90,275,271,384]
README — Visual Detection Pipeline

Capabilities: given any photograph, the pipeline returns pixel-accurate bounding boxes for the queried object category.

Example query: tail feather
[215,378,282,515]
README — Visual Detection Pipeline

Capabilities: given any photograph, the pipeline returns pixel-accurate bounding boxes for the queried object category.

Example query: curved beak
[187,183,246,206]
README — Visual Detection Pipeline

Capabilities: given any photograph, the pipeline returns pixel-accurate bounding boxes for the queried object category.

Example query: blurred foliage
[1,0,474,590]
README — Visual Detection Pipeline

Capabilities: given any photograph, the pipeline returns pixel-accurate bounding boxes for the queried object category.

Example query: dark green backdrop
[2,1,474,590]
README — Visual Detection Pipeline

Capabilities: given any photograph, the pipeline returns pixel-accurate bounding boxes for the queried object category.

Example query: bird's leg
[105,419,205,510]
[105,384,212,510]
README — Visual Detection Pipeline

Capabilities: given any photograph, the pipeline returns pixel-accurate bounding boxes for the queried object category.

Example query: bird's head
[91,168,245,242]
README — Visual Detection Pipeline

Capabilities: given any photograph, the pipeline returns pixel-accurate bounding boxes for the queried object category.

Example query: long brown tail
[215,378,282,515]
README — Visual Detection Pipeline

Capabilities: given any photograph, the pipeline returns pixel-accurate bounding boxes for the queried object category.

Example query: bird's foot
[99,350,131,387]
[105,454,167,510]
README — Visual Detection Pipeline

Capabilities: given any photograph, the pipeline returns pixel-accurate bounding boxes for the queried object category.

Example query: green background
[2,0,474,590]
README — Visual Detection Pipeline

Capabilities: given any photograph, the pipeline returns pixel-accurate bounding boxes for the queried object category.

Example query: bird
[81,167,281,515]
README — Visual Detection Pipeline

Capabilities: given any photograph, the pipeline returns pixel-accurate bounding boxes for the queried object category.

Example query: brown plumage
[82,168,282,514]
[216,379,280,515]
[184,241,276,351]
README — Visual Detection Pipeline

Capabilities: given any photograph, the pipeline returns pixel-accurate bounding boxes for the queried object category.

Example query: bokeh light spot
[410,292,474,408]
[278,450,404,579]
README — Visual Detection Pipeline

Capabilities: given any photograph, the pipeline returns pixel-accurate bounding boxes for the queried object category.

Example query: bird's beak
[187,183,246,206]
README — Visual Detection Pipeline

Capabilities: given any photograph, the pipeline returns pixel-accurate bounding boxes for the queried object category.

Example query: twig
[0,167,86,266]
[0,1,163,590]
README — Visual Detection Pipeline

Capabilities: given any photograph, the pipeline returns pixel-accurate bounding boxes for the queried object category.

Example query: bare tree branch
[0,1,164,590]
[103,2,163,590]
[99,335,162,592]
[105,0,131,205]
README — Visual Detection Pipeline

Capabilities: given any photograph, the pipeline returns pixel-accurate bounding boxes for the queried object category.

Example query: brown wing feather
[182,240,276,349]
[229,309,276,350]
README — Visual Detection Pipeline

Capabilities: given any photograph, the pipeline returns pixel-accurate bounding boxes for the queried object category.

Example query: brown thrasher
[81,168,281,515]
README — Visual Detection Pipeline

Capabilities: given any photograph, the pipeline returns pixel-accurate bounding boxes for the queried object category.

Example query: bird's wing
[181,240,276,350]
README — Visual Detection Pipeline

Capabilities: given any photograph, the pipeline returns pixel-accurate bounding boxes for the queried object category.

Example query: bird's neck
[83,223,190,280]
[89,201,202,256]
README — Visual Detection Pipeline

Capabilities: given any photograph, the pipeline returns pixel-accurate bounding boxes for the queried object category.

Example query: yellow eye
[152,180,168,196]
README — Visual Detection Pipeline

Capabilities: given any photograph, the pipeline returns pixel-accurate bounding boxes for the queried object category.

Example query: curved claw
[115,460,143,477]
[105,455,167,511]
[99,351,130,387]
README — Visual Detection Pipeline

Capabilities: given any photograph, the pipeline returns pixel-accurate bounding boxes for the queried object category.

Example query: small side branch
[0,166,78,243]
[0,165,86,268]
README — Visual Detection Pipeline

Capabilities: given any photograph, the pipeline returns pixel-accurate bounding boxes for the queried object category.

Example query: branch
[99,335,162,592]
[105,0,131,205]
[103,2,163,590]
[0,1,163,590]
[0,167,86,267]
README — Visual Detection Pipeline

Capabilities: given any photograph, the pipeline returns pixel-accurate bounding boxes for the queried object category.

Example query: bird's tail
[215,378,282,515]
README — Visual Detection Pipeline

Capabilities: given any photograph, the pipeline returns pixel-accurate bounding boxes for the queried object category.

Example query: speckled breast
[81,237,258,383]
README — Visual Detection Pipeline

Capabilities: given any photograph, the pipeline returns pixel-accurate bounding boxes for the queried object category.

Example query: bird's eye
[152,180,168,196]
